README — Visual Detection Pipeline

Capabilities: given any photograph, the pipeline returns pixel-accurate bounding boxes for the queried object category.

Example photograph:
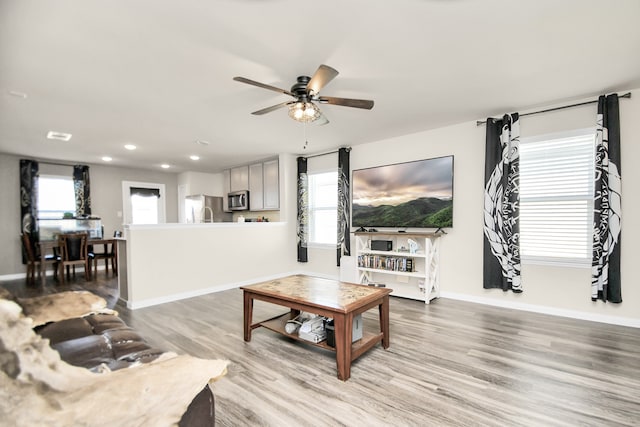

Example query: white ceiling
[1,0,639,173]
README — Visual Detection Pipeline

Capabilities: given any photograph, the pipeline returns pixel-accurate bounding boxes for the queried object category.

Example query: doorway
[121,181,166,225]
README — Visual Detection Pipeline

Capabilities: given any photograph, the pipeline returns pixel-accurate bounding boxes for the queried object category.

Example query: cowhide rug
[17,291,117,327]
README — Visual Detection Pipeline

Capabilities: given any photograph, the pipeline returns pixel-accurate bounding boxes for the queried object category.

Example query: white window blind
[38,175,76,219]
[308,171,338,245]
[519,130,595,266]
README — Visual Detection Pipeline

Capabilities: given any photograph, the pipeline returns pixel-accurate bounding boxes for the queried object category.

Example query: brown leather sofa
[35,313,215,426]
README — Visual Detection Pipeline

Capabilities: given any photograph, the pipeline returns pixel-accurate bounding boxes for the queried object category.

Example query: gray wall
[90,163,178,237]
[0,154,21,276]
[0,153,178,276]
[301,88,640,324]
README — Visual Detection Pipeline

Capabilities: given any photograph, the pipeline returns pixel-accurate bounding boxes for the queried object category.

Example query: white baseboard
[7,267,636,329]
[440,291,640,329]
[0,265,109,282]
[0,272,29,281]
[126,271,303,310]
[156,270,636,329]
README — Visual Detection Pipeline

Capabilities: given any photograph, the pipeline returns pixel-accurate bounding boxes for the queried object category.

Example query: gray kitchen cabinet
[230,165,249,192]
[225,159,279,212]
[249,162,264,211]
[263,159,279,210]
[222,169,231,212]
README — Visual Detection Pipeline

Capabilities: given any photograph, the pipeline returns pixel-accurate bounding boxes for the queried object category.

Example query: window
[308,171,338,245]
[519,129,595,267]
[37,175,76,219]
[130,194,159,224]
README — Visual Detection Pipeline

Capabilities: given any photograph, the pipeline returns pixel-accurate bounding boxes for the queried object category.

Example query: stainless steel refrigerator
[184,195,232,223]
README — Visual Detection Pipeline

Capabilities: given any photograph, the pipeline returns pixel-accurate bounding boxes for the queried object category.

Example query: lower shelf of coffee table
[258,312,383,358]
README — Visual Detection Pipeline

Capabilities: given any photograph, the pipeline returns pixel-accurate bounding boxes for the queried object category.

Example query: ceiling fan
[233,64,374,125]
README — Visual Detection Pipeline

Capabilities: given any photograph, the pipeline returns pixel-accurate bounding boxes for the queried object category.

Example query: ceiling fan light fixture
[288,101,320,123]
[234,64,373,124]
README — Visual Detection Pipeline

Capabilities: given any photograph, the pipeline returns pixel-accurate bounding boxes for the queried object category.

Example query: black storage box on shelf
[324,315,363,348]
[326,319,335,347]
[371,240,393,251]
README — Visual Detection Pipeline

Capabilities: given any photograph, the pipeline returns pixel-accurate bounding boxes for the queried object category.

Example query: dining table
[37,237,118,286]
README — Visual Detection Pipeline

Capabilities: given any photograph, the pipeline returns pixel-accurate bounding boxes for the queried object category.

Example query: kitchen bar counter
[125,221,283,229]
[120,222,296,309]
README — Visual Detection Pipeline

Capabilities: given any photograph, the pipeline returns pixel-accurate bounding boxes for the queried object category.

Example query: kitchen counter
[125,221,283,230]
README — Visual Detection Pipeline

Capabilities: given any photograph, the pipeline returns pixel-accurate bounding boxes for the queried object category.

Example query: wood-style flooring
[2,273,639,426]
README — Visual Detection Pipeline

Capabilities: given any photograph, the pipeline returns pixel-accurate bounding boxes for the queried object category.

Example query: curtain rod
[301,146,351,160]
[476,92,632,126]
[23,159,83,168]
[38,161,76,167]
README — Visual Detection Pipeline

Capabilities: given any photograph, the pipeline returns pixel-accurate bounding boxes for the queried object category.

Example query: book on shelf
[357,254,414,272]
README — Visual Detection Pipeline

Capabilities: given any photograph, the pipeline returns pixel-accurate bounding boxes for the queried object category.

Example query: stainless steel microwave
[228,190,249,211]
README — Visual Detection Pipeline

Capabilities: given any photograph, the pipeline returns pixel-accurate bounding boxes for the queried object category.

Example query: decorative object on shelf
[408,239,418,254]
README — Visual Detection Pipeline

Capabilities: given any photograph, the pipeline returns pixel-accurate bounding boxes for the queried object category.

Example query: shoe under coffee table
[241,274,392,381]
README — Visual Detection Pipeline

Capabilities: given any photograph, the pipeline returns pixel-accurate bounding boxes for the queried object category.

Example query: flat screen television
[351,155,453,229]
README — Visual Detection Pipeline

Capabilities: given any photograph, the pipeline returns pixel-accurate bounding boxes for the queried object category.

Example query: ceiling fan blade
[318,96,374,110]
[251,102,292,115]
[307,65,339,95]
[233,76,294,96]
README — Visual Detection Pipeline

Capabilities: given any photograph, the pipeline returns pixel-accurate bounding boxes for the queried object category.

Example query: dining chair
[57,233,92,283]
[21,233,59,284]
[89,240,117,276]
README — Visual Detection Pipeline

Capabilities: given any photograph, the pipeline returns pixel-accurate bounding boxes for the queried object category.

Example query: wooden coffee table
[241,275,392,381]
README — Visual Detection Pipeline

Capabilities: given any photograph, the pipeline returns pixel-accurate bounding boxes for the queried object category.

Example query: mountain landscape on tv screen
[352,197,453,228]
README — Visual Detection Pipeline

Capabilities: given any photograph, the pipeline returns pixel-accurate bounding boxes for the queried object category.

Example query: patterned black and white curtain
[336,147,351,266]
[20,159,39,260]
[483,113,522,292]
[297,156,308,263]
[20,159,39,264]
[592,94,622,303]
[73,164,91,216]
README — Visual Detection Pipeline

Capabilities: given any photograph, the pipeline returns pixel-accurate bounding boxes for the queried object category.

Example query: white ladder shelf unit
[354,231,442,304]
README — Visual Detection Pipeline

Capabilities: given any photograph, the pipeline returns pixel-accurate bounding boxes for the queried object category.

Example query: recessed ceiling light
[46,131,72,141]
[160,164,170,169]
[190,155,200,161]
[124,144,137,150]
[102,156,113,162]
[195,140,210,146]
